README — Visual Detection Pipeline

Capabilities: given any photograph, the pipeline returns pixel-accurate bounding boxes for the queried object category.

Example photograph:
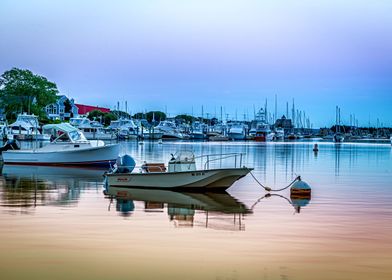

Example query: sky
[0,0,391,127]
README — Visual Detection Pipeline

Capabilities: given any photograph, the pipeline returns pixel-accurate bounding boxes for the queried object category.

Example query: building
[274,115,294,134]
[74,104,111,116]
[45,95,78,121]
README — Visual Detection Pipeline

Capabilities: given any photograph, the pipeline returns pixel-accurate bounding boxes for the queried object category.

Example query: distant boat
[228,123,246,140]
[70,117,116,140]
[1,123,119,167]
[274,128,285,140]
[155,121,184,139]
[334,106,345,143]
[109,118,139,139]
[7,113,50,141]
[190,121,206,140]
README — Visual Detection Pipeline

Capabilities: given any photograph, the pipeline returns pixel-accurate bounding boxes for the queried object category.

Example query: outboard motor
[115,154,136,173]
[0,139,21,153]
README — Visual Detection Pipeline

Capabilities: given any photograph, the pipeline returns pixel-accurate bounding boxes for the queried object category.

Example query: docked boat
[70,117,116,140]
[7,113,50,141]
[109,118,139,139]
[105,152,252,191]
[228,123,246,140]
[1,123,119,167]
[155,121,184,139]
[190,121,206,140]
[254,123,274,141]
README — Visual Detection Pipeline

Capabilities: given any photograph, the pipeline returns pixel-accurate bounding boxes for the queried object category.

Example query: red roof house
[75,104,111,115]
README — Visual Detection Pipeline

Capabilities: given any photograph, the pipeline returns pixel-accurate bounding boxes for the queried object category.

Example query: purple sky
[1,0,391,127]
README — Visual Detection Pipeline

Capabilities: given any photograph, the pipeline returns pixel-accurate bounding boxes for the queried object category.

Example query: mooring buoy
[313,143,319,152]
[290,176,312,198]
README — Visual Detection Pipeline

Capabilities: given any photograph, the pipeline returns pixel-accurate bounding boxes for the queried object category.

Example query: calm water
[0,141,391,280]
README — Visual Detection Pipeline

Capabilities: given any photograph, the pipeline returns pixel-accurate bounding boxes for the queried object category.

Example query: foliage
[87,109,118,126]
[133,111,166,123]
[0,68,58,121]
[175,114,195,124]
[64,99,73,113]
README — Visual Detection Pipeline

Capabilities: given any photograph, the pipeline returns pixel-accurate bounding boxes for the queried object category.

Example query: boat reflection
[0,164,105,212]
[251,193,312,214]
[105,186,252,231]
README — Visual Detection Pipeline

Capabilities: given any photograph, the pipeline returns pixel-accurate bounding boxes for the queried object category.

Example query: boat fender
[290,177,312,198]
[116,154,136,173]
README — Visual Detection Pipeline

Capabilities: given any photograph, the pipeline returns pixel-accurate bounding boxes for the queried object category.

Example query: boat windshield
[173,151,195,162]
[69,130,86,142]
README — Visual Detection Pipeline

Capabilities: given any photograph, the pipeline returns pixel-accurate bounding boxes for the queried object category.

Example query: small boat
[1,123,119,167]
[105,152,252,191]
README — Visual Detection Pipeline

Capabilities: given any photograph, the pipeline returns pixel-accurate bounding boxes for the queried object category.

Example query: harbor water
[0,141,391,280]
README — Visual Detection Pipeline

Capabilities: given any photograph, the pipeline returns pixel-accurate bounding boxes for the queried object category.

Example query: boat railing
[193,153,245,170]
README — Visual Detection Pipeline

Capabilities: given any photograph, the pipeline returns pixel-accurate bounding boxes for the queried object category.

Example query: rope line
[248,169,301,192]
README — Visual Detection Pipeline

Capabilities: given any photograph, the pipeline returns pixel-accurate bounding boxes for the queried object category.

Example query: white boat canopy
[42,123,87,143]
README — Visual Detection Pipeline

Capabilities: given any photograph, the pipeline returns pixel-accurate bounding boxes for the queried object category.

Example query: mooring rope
[248,169,301,192]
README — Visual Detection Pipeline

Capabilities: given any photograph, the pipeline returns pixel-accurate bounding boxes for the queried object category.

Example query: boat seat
[142,163,166,173]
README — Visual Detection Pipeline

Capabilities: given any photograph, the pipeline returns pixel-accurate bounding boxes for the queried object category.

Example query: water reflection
[0,164,104,213]
[105,186,253,230]
[251,192,312,215]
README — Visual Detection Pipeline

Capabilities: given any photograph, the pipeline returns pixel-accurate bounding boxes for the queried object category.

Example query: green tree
[175,114,195,124]
[87,110,118,126]
[133,111,166,123]
[63,98,73,119]
[0,68,58,121]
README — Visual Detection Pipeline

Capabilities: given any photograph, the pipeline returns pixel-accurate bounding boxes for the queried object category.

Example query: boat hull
[228,132,246,140]
[2,144,119,167]
[106,167,252,190]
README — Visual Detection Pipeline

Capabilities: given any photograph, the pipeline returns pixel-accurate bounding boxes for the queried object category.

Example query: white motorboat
[228,123,246,140]
[105,152,252,191]
[109,118,139,139]
[1,123,119,167]
[155,121,184,139]
[190,121,206,140]
[333,132,345,143]
[70,117,116,140]
[274,128,285,140]
[7,113,50,141]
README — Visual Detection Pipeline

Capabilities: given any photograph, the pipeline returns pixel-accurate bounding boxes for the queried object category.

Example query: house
[74,104,110,116]
[45,95,78,121]
[274,115,294,134]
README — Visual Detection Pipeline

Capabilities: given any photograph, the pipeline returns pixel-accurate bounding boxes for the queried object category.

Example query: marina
[1,1,391,279]
[0,140,391,279]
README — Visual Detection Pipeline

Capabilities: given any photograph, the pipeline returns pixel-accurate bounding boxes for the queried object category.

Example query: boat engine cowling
[0,139,21,152]
[115,154,136,173]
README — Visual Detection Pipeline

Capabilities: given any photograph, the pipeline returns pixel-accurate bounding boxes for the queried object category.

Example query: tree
[63,98,73,119]
[133,111,166,123]
[87,110,118,126]
[175,114,195,124]
[0,68,58,121]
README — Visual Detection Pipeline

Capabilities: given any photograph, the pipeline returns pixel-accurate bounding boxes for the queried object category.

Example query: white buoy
[290,177,311,198]
[158,139,163,144]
